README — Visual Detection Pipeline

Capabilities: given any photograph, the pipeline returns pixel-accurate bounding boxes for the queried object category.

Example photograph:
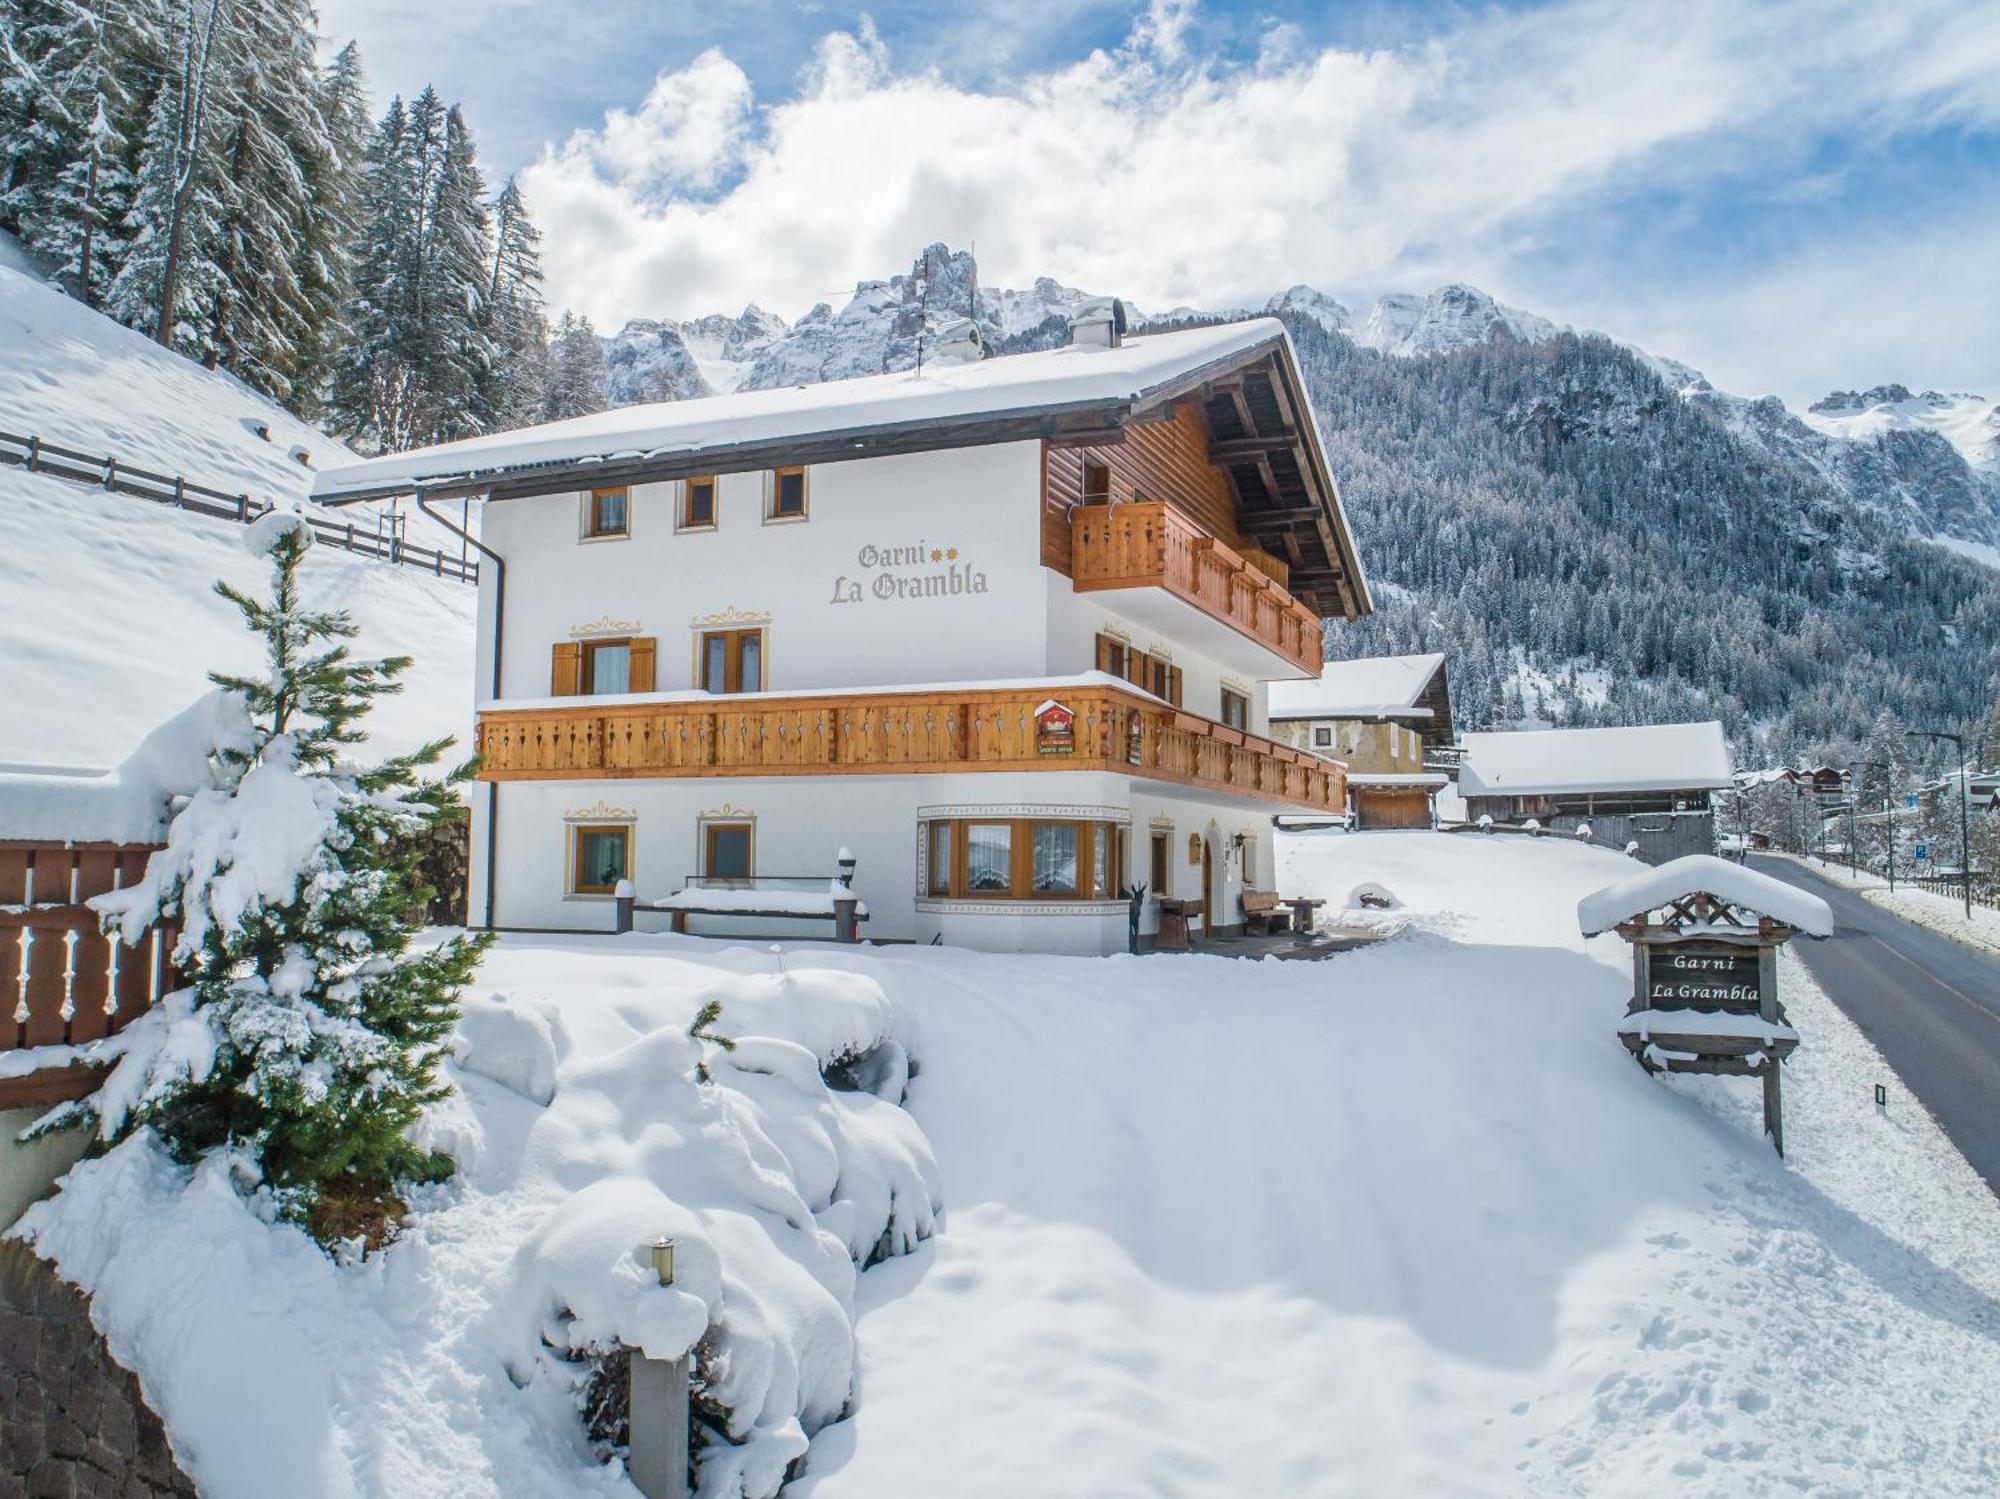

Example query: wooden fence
[0,428,476,584]
[0,843,176,1108]
[1911,873,2000,913]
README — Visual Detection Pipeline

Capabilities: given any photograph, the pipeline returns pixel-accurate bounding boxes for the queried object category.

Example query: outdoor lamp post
[836,847,857,888]
[1906,729,1972,920]
[1855,759,1894,891]
[1843,765,1858,876]
[649,1236,677,1287]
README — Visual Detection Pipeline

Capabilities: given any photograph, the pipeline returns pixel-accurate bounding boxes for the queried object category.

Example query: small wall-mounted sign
[1126,707,1144,766]
[1034,699,1075,756]
[1187,833,1203,865]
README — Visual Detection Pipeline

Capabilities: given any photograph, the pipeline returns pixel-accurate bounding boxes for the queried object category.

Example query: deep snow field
[0,254,477,767]
[16,830,2000,1497]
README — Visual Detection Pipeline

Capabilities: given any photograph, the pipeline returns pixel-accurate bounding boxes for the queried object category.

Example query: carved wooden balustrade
[1069,501,1324,675]
[476,684,1345,811]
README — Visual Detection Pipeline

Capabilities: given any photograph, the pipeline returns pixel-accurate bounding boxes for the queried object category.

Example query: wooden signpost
[1579,860,1832,1157]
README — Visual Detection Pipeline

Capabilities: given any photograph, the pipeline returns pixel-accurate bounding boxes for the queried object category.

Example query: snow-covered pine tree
[203,0,326,396]
[286,39,368,418]
[485,173,550,427]
[543,309,608,420]
[89,514,491,1247]
[103,0,231,355]
[0,0,156,304]
[419,103,495,438]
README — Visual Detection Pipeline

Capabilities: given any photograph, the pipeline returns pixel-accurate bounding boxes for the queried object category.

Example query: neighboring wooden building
[1458,721,1734,864]
[311,307,1373,953]
[1267,653,1451,828]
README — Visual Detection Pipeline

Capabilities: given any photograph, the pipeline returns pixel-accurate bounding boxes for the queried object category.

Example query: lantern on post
[1579,855,1833,1156]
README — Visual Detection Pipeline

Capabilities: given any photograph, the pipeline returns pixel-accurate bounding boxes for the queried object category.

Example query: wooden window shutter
[1169,666,1183,707]
[551,641,581,696]
[628,636,657,693]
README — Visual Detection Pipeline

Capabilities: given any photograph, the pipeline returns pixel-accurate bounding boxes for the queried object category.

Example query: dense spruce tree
[88,515,492,1247]
[4,4,544,430]
[543,309,608,420]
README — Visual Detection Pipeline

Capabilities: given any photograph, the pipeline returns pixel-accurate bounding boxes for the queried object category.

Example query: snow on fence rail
[1910,872,2000,913]
[0,428,476,584]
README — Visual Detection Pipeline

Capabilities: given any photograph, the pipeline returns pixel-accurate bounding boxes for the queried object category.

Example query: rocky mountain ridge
[595,243,2000,555]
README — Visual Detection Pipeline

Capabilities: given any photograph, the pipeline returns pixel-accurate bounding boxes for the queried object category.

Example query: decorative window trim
[916,899,1127,917]
[564,801,639,823]
[570,614,644,639]
[690,605,773,629]
[696,801,757,822]
[1147,813,1177,830]
[917,802,1131,822]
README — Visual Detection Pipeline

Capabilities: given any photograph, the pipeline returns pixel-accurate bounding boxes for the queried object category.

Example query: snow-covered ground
[0,252,475,767]
[16,832,2000,1497]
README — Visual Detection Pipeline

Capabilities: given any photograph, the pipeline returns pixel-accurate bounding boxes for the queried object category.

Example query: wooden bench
[1240,889,1292,936]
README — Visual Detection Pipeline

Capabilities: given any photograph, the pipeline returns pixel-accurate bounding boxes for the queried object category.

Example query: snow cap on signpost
[1577,854,1832,938]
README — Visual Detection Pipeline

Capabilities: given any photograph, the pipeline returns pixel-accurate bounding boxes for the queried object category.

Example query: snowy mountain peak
[1263,284,1352,334]
[1357,283,1562,358]
[1800,384,2000,479]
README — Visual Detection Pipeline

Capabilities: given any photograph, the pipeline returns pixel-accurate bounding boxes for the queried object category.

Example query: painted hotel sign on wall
[1035,700,1076,756]
[830,540,989,605]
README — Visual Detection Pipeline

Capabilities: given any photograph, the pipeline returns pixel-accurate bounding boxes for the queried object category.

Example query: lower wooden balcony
[475,684,1346,812]
[1070,501,1324,677]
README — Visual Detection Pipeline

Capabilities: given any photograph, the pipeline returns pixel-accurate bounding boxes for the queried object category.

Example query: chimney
[931,316,985,366]
[1067,297,1128,349]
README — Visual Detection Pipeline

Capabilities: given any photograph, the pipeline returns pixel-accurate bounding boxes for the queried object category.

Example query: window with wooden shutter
[627,637,656,693]
[1095,632,1126,678]
[551,641,581,696]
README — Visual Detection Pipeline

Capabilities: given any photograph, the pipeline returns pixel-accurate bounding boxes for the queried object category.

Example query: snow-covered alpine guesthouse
[311,305,1371,952]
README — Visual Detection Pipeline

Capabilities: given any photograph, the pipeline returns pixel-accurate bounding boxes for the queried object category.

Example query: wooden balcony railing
[476,684,1346,812]
[1069,502,1324,675]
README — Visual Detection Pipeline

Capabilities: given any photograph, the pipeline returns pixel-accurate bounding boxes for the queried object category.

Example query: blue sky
[317,0,2000,408]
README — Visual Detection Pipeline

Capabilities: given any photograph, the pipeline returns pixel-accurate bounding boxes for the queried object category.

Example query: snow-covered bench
[651,879,870,942]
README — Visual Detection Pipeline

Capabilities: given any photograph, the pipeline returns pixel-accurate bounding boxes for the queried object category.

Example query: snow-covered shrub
[1575,822,1593,840]
[1523,818,1542,834]
[72,519,491,1246]
[1477,813,1494,832]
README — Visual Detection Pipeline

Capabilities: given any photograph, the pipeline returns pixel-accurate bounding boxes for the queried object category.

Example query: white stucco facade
[459,394,1327,954]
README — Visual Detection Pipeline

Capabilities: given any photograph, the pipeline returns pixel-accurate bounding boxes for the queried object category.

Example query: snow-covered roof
[1577,855,1833,937]
[311,321,1289,503]
[0,691,249,845]
[1347,772,1450,787]
[1459,722,1733,798]
[1267,653,1445,721]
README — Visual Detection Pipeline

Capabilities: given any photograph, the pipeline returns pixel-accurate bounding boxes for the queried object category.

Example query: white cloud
[517,0,2000,399]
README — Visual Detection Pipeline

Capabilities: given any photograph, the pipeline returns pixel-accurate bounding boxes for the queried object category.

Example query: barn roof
[1268,652,1447,722]
[1459,722,1733,799]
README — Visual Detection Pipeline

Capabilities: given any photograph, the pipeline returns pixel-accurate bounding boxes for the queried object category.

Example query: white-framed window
[765,465,808,523]
[569,822,633,896]
[581,486,630,541]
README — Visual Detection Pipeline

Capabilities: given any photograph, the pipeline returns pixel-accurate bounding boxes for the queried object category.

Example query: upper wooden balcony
[475,683,1345,812]
[1069,501,1324,676]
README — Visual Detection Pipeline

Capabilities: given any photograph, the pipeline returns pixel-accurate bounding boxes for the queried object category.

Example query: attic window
[768,466,808,521]
[1081,460,1110,506]
[584,486,629,539]
[681,475,717,531]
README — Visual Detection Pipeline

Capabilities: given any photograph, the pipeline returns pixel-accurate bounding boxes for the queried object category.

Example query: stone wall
[0,1238,196,1498]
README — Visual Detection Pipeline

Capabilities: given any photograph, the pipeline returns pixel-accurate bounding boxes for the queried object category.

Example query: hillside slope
[0,256,476,768]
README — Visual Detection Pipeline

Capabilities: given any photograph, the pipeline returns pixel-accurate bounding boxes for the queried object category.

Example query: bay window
[922,817,1125,900]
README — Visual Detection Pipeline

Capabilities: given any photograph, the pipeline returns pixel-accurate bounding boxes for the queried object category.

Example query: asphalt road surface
[1749,855,2000,1193]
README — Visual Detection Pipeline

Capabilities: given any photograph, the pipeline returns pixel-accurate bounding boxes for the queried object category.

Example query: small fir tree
[92,515,492,1246]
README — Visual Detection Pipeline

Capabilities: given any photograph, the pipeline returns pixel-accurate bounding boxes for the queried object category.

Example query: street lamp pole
[1906,729,1971,920]
[1844,764,1858,875]
[1855,759,1893,891]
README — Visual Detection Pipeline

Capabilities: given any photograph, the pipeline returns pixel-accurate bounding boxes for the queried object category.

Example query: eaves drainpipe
[418,490,505,930]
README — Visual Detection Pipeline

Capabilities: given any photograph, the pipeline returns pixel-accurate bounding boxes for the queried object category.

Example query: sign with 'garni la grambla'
[1647,944,1763,1009]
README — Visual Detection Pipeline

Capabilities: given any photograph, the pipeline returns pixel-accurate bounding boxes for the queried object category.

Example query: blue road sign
[1915,844,1930,861]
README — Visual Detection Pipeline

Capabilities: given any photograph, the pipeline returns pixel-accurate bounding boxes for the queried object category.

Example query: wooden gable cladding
[1041,347,1363,620]
[1042,404,1254,575]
